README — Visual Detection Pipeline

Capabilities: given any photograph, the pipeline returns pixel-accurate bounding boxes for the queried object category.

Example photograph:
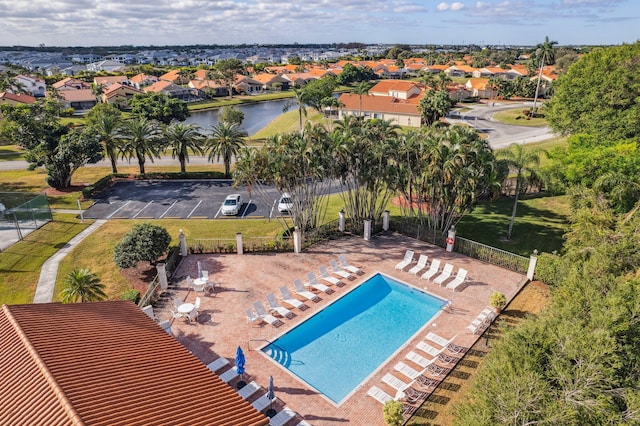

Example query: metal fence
[0,193,52,251]
[187,235,293,254]
[453,236,529,274]
[138,246,183,307]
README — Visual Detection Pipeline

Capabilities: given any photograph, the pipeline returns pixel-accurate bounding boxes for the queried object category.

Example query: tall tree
[164,122,204,173]
[129,92,189,125]
[283,87,308,133]
[498,143,544,240]
[418,89,456,126]
[46,127,104,188]
[208,59,245,98]
[113,223,171,269]
[85,103,123,173]
[60,268,107,303]
[119,117,162,174]
[353,81,372,117]
[532,36,557,112]
[207,121,247,178]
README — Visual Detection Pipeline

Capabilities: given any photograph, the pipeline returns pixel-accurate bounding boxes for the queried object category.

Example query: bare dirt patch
[44,185,87,196]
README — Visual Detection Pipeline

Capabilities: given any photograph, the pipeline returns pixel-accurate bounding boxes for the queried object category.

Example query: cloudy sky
[0,0,636,47]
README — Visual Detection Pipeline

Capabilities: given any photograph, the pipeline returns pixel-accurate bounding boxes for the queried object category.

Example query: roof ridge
[3,305,86,425]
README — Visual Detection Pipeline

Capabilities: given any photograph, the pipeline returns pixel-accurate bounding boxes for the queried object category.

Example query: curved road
[0,102,554,171]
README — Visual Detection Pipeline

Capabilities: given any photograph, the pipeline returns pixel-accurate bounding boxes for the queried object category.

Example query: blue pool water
[262,273,446,404]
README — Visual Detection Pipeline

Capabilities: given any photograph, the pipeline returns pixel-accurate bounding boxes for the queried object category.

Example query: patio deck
[158,233,528,426]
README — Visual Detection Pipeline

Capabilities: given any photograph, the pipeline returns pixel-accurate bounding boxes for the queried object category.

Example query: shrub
[383,400,404,426]
[120,289,141,304]
[114,223,171,269]
[489,290,507,310]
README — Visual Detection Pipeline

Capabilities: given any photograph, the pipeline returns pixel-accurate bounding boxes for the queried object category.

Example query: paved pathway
[33,219,107,303]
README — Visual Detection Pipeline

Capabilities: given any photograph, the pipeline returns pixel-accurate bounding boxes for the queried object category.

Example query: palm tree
[86,104,123,173]
[119,117,162,174]
[353,81,372,117]
[208,122,247,178]
[60,268,107,303]
[499,143,544,240]
[164,122,204,173]
[532,36,557,112]
[283,87,308,133]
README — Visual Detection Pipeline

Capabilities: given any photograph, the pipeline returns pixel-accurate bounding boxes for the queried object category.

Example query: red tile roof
[0,91,36,104]
[339,92,421,115]
[0,302,268,426]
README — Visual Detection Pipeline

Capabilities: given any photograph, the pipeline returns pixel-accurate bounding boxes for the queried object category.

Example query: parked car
[221,194,242,216]
[277,193,293,214]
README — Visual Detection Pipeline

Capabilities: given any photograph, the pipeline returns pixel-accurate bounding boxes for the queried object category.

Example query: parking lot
[83,180,287,220]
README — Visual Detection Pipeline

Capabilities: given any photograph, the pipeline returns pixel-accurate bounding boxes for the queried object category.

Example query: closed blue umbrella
[266,376,276,417]
[235,346,246,388]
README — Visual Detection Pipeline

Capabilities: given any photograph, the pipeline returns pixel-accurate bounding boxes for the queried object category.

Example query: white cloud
[437,2,450,11]
[437,2,465,11]
[450,2,465,10]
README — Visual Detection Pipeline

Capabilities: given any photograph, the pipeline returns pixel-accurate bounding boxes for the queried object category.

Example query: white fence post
[527,249,538,280]
[339,210,345,232]
[236,233,243,255]
[293,227,301,253]
[364,219,372,241]
[446,225,456,252]
[156,263,168,291]
[383,210,390,231]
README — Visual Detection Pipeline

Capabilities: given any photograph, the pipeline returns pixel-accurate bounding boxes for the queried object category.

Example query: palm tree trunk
[507,178,521,240]
[179,153,186,173]
[109,155,118,174]
[532,59,545,112]
[224,158,231,178]
[137,152,145,174]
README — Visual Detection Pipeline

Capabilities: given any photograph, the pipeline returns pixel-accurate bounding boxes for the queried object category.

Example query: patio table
[178,303,195,314]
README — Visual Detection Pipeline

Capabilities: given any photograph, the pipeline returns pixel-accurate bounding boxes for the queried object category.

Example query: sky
[0,0,637,47]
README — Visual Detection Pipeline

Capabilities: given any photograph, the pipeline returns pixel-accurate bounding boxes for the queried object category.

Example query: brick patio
[157,233,527,426]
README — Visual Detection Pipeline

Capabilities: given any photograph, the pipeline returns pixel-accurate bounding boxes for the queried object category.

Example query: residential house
[234,75,263,94]
[159,69,190,85]
[192,69,211,80]
[423,64,449,74]
[103,83,144,108]
[338,92,422,128]
[129,73,159,89]
[86,59,126,73]
[252,73,290,91]
[14,75,46,97]
[0,91,36,105]
[505,64,529,79]
[58,88,97,112]
[465,78,498,99]
[445,65,477,77]
[369,80,422,100]
[188,79,227,97]
[472,66,507,79]
[52,77,91,91]
[94,75,130,88]
[144,80,193,101]
[0,301,269,426]
[281,72,317,87]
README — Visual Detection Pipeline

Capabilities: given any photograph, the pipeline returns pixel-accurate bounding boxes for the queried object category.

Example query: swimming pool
[262,273,447,404]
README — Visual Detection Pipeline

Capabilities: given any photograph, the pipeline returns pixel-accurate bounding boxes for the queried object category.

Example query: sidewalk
[33,219,107,303]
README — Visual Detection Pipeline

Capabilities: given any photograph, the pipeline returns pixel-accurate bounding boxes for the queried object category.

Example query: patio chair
[367,386,417,416]
[279,286,309,309]
[173,297,183,309]
[251,393,273,412]
[237,380,261,400]
[185,276,193,289]
[394,250,415,270]
[338,254,363,275]
[206,357,230,373]
[406,351,448,376]
[408,254,429,275]
[445,268,468,291]
[425,332,465,354]
[381,373,426,404]
[393,362,440,389]
[202,270,209,281]
[420,259,441,281]
[415,341,446,359]
[266,293,295,319]
[433,263,454,286]
[169,309,183,322]
[246,308,264,326]
[318,265,344,286]
[193,280,206,293]
[194,297,201,314]
[269,406,296,426]
[329,259,354,280]
[304,274,333,294]
[292,280,321,302]
[218,366,239,383]
[253,301,284,327]
[297,421,312,426]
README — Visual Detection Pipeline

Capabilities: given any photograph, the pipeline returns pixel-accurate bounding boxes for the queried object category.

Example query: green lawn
[492,108,548,127]
[0,145,25,161]
[251,111,326,139]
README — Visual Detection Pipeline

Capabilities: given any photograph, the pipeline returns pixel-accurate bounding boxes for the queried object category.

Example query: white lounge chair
[318,265,343,286]
[297,421,312,426]
[237,381,261,400]
[206,357,229,373]
[425,332,464,354]
[304,274,333,294]
[292,280,321,302]
[382,373,427,403]
[406,351,448,376]
[329,259,354,280]
[394,250,415,270]
[269,406,296,426]
[253,301,283,327]
[393,362,440,389]
[338,255,363,275]
[433,263,454,286]
[219,366,239,383]
[279,286,309,309]
[408,254,429,275]
[266,293,294,319]
[420,259,441,281]
[415,341,446,358]
[445,268,468,291]
[367,386,417,417]
[251,393,273,412]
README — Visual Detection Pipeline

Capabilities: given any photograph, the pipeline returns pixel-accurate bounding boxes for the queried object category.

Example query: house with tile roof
[252,73,291,91]
[369,80,422,100]
[0,301,268,426]
[52,77,91,91]
[159,69,190,85]
[280,72,318,88]
[103,83,144,108]
[472,66,507,79]
[338,92,422,128]
[14,74,46,97]
[0,91,37,105]
[144,80,193,101]
[188,79,228,97]
[234,75,263,94]
[58,88,97,111]
[465,78,498,99]
[129,73,159,89]
[94,75,130,88]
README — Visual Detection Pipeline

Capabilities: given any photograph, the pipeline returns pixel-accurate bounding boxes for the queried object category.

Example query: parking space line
[132,201,153,219]
[269,199,276,219]
[240,199,252,218]
[159,201,178,219]
[187,200,203,219]
[106,201,131,219]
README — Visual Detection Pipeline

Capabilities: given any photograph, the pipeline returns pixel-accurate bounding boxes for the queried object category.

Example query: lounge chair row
[466,306,496,335]
[395,250,469,291]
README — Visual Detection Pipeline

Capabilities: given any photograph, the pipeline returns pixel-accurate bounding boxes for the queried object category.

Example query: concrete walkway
[33,219,107,303]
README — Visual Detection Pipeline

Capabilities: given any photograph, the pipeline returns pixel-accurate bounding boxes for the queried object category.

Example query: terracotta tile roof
[52,78,91,90]
[0,302,268,426]
[0,91,36,104]
[425,64,448,72]
[57,88,96,102]
[193,69,209,80]
[338,92,421,115]
[189,79,224,90]
[370,80,420,95]
[94,76,129,86]
[129,73,158,84]
[466,78,490,90]
[103,83,144,96]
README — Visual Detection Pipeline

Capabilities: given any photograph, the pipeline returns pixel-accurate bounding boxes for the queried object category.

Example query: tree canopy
[113,223,171,269]
[546,42,640,141]
[129,92,190,125]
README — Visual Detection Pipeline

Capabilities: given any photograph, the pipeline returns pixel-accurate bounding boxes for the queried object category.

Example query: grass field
[492,108,548,127]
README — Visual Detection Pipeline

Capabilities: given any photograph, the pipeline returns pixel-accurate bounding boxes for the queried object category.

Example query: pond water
[185,98,294,136]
